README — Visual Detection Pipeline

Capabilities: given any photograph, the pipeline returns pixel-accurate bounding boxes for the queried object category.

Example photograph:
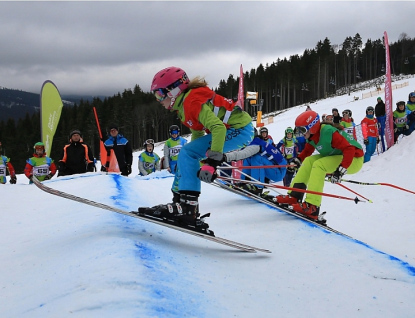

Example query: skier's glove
[10,175,17,184]
[364,139,369,145]
[197,150,224,183]
[330,166,347,184]
[377,137,380,144]
[100,166,107,172]
[287,157,302,173]
[44,173,53,180]
[198,165,217,183]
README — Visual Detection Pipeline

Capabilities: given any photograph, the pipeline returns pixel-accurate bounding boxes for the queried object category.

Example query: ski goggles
[342,111,351,116]
[410,92,415,98]
[295,126,309,135]
[144,139,154,145]
[170,130,179,135]
[153,88,168,102]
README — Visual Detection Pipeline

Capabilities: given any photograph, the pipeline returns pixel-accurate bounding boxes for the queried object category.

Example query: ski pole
[324,176,373,202]
[218,163,281,194]
[341,179,415,195]
[217,164,291,170]
[336,183,373,203]
[217,176,364,204]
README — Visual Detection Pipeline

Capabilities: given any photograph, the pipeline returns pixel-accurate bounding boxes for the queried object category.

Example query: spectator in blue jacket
[225,129,287,195]
[103,124,133,176]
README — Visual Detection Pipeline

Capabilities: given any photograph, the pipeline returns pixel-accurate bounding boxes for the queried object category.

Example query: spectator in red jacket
[361,106,380,163]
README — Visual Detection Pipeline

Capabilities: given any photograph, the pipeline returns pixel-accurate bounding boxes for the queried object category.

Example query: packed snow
[1,76,415,318]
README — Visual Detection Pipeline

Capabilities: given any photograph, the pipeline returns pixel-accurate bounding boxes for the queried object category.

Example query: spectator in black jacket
[375,97,386,152]
[331,108,342,124]
[58,129,96,177]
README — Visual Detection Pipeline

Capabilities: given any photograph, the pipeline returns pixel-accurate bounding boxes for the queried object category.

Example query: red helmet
[295,110,321,134]
[151,67,190,102]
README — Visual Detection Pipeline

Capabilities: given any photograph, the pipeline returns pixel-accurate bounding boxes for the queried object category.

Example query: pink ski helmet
[151,67,190,105]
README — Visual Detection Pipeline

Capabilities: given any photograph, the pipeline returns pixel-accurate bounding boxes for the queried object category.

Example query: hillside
[0,86,108,122]
[0,76,414,317]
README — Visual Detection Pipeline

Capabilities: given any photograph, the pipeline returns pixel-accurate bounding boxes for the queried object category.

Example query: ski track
[107,173,207,318]
[262,198,415,278]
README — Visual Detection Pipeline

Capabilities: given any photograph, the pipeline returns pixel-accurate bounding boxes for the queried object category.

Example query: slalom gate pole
[93,107,110,174]
[218,162,283,195]
[217,176,364,204]
[217,164,291,170]
[93,107,103,139]
[336,183,373,203]
[341,179,415,195]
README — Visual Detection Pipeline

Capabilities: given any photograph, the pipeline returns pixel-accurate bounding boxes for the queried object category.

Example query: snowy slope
[1,76,415,318]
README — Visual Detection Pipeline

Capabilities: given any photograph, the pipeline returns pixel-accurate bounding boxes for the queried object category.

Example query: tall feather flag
[232,64,245,180]
[40,80,63,156]
[383,31,394,150]
[236,64,245,110]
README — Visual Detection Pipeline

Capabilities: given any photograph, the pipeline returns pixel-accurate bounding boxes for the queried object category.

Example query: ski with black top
[32,177,271,253]
[212,179,354,239]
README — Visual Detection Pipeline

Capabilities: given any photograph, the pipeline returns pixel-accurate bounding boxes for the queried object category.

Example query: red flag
[93,107,120,173]
[383,31,394,149]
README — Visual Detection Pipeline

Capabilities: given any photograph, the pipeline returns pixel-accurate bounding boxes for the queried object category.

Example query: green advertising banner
[40,80,63,156]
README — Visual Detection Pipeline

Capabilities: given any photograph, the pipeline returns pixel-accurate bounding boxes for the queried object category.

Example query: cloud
[0,1,413,96]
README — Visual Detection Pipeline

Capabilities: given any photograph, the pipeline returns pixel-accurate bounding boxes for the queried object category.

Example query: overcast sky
[1,1,414,97]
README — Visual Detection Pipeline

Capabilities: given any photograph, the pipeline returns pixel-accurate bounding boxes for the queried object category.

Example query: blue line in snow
[109,174,205,317]
[269,204,415,277]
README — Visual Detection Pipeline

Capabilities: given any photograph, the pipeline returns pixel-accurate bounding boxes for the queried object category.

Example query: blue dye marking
[266,203,415,277]
[109,174,205,317]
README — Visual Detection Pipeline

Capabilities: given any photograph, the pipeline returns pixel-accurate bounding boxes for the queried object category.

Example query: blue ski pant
[364,136,377,163]
[377,116,386,152]
[171,123,254,193]
[241,155,287,187]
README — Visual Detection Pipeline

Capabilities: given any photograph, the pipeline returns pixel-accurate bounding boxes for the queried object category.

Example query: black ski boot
[241,183,263,196]
[140,193,209,230]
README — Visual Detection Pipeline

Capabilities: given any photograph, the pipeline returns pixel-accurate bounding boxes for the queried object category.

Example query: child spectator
[406,92,415,133]
[340,109,356,139]
[163,125,187,173]
[331,108,342,124]
[259,127,275,146]
[226,129,287,195]
[24,142,57,183]
[276,127,301,187]
[361,106,379,163]
[0,154,17,184]
[138,139,161,176]
[393,101,412,143]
